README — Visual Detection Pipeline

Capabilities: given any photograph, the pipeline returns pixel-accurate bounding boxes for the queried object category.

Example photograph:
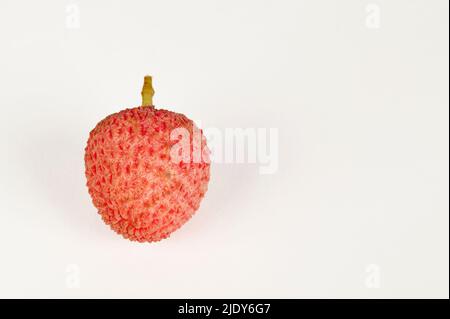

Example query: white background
[0,0,448,298]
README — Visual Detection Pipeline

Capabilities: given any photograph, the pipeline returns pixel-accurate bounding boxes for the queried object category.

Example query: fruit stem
[141,75,155,106]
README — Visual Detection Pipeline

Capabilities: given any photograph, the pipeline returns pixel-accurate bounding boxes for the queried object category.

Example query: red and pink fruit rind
[85,106,210,242]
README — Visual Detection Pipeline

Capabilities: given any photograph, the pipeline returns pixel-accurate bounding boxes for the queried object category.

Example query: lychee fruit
[84,76,210,242]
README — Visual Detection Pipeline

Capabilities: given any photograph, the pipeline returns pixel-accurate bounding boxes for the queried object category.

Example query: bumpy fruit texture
[85,107,210,242]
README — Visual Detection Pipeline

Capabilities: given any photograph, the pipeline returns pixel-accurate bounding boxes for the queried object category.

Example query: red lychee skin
[84,106,210,242]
